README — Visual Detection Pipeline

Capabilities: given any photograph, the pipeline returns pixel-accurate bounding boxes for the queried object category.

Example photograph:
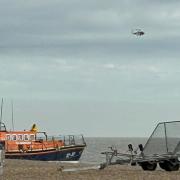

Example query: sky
[1,0,180,137]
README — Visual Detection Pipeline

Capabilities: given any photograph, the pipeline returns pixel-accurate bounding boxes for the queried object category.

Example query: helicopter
[131,29,145,36]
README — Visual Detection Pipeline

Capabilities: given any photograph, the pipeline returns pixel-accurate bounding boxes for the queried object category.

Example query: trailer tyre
[159,159,179,171]
[159,162,166,170]
[140,162,157,171]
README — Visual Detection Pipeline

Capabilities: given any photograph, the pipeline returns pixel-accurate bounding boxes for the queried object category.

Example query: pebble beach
[1,159,180,180]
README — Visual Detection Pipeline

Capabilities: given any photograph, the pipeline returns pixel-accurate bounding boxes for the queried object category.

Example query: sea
[80,137,147,164]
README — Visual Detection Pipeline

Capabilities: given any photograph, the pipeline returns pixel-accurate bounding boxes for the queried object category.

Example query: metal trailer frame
[100,121,180,171]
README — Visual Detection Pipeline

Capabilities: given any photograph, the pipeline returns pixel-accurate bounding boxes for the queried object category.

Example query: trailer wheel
[159,159,179,171]
[140,162,157,171]
[159,162,166,170]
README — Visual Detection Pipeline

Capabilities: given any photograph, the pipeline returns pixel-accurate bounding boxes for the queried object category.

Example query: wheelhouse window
[29,134,35,141]
[6,134,11,140]
[24,134,29,141]
[17,134,23,141]
[12,134,17,141]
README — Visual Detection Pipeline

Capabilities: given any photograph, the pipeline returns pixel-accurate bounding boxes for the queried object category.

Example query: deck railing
[58,135,86,146]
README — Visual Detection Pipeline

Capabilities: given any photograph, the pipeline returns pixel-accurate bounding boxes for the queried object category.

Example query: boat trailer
[100,121,180,171]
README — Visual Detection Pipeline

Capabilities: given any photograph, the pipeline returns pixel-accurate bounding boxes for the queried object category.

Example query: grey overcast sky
[1,0,180,137]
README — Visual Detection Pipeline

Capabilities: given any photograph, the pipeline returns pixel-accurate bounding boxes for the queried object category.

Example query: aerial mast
[0,98,3,131]
[11,100,14,131]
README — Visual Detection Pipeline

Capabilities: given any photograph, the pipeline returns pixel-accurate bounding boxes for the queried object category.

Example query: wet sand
[1,159,180,180]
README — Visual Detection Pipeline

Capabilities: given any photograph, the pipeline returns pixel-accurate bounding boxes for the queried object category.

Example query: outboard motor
[128,144,133,152]
[139,144,144,152]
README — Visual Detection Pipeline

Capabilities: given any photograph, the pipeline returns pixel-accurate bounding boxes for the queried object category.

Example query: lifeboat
[0,122,86,161]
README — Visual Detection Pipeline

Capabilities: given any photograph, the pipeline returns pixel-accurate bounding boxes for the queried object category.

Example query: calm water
[80,137,147,164]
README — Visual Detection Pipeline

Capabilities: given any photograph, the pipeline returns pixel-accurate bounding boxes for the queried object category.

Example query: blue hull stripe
[5,146,85,161]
